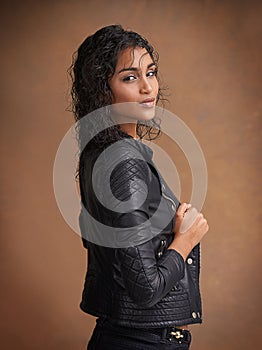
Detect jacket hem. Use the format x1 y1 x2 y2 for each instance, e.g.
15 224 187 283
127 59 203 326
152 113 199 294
80 302 202 328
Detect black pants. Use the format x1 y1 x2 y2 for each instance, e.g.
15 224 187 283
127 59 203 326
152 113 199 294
87 317 192 350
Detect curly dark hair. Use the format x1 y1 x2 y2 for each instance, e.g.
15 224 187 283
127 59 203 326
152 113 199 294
68 25 167 150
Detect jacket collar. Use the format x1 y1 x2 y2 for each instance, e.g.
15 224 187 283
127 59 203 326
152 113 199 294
123 135 154 161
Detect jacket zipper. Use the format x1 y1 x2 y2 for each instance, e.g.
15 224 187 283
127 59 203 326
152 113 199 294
161 184 177 211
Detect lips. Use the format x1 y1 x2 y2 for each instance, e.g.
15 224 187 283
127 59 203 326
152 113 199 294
139 97 156 108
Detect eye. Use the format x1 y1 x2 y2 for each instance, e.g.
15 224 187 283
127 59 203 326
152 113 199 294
122 75 137 82
147 69 158 78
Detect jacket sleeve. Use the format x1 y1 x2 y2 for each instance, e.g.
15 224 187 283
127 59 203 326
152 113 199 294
116 241 185 308
104 151 185 308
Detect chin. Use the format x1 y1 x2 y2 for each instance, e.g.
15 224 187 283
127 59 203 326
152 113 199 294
138 107 156 121
110 102 156 124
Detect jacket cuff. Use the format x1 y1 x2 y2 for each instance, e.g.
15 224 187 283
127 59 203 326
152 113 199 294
159 248 185 282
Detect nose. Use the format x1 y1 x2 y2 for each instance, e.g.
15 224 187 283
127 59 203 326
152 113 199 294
139 77 153 94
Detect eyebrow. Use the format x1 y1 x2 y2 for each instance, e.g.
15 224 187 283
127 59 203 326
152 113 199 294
117 62 156 74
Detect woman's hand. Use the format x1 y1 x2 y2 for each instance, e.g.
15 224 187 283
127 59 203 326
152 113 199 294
169 202 209 261
174 202 192 234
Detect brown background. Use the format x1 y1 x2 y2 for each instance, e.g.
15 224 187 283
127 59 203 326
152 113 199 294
1 0 261 349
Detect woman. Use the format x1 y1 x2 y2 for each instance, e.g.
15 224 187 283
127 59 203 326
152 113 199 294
69 25 209 350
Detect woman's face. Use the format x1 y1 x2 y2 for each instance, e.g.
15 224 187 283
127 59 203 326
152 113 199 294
108 46 159 122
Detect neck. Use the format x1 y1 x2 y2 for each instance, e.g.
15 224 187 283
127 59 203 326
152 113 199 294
119 122 137 140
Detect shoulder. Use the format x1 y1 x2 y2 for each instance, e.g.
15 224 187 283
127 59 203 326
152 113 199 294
88 139 152 209
93 138 153 184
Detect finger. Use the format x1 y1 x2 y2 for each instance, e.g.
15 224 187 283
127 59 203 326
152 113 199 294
176 203 188 216
193 214 204 226
176 203 187 216
180 207 199 233
183 203 193 216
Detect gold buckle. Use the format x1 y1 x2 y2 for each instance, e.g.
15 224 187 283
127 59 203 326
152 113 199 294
170 330 184 339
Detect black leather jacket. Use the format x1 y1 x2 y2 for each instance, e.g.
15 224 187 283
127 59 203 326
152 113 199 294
79 135 202 328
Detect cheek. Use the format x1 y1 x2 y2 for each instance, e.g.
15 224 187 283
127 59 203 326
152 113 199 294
112 86 136 103
153 79 159 93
